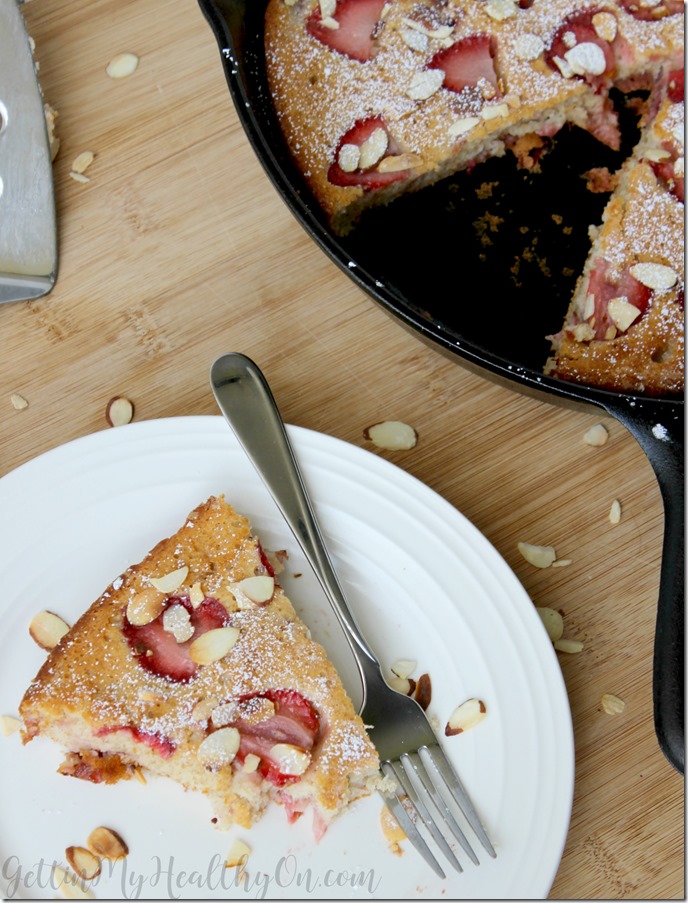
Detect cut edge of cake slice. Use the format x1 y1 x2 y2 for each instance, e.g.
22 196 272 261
544 64 684 395
19 495 390 839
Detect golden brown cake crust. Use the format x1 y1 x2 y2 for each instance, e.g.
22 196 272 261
20 496 382 830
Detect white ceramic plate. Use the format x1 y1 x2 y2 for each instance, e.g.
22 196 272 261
0 416 573 900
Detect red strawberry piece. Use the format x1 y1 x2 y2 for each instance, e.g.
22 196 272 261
95 725 176 758
306 0 387 62
123 595 230 682
545 10 615 84
667 68 684 103
428 35 498 95
258 542 276 577
648 154 684 203
219 689 320 787
619 0 684 20
328 117 411 189
585 260 651 339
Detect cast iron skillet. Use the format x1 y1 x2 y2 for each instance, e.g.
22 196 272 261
198 0 684 773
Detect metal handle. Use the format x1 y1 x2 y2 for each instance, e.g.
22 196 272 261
210 352 385 702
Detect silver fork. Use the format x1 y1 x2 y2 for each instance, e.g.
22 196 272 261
211 352 496 879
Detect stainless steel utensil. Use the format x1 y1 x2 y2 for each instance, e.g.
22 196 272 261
0 0 57 304
211 351 496 879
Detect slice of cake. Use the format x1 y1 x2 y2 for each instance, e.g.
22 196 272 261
545 67 684 394
19 495 385 837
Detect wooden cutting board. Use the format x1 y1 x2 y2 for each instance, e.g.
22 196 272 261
0 0 682 897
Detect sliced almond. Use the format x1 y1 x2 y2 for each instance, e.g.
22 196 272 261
189 626 240 665
517 542 557 568
629 262 678 291
406 68 444 101
52 866 95 900
401 27 428 51
191 696 219 722
71 151 95 174
448 116 481 137
554 638 584 653
513 33 545 61
608 296 642 332
601 693 625 715
106 52 139 79
105 396 134 427
583 423 609 446
189 581 205 607
551 558 572 568
536 607 564 642
484 0 517 20
269 743 311 776
338 143 361 173
414 672 432 710
481 102 510 121
126 588 165 626
232 575 275 604
400 17 454 39
318 0 336 16
377 153 422 173
564 41 606 76
86 826 128 860
358 128 388 169
149 565 189 594
364 420 417 450
0 715 21 736
391 658 416 679
65 847 101 881
10 392 29 410
609 498 622 524
29 610 70 650
592 11 618 41
69 172 90 184
388 675 413 695
162 603 194 643
210 701 239 727
242 753 261 773
198 727 241 769
226 838 252 869
445 697 487 736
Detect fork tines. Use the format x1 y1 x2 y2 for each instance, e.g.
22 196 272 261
380 744 496 880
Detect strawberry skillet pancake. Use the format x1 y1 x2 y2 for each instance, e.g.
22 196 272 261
264 0 684 395
20 496 388 838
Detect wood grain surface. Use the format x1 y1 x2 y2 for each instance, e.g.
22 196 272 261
2 0 683 897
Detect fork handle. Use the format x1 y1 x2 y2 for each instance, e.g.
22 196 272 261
210 352 385 699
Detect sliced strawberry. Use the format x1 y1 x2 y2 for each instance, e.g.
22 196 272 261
619 0 684 20
306 0 386 62
258 542 276 577
123 595 230 682
328 117 410 189
648 155 685 203
585 259 652 339
667 68 684 103
545 11 615 85
217 688 320 787
95 725 176 758
428 35 498 95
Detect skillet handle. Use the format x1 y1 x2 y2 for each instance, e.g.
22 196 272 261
603 400 684 774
